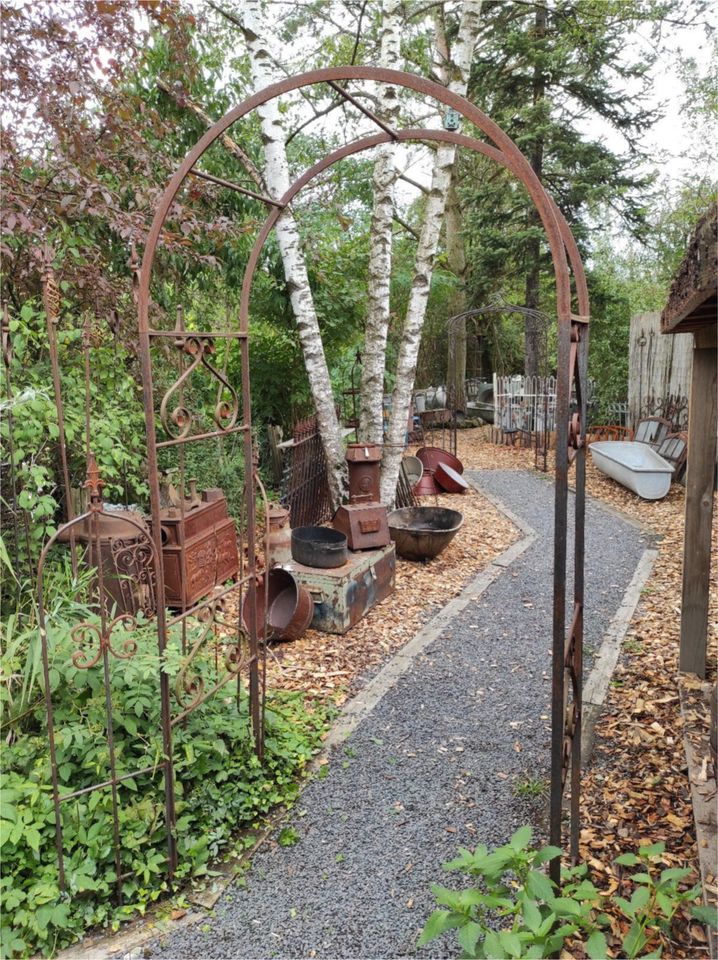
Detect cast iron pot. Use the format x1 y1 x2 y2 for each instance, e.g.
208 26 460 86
387 506 464 561
291 526 348 568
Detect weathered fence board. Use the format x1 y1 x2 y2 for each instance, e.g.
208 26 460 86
628 312 693 428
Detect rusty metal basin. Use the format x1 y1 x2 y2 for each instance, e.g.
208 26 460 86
387 507 464 561
242 568 313 641
435 462 469 494
416 446 464 474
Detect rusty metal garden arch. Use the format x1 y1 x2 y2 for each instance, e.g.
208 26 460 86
137 66 590 883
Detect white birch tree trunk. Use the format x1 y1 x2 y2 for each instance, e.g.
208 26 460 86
358 0 402 445
380 0 483 505
240 0 345 507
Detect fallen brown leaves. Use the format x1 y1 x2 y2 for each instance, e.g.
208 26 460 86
260 480 518 704
457 427 717 959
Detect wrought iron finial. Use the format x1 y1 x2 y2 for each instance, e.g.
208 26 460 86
84 453 105 507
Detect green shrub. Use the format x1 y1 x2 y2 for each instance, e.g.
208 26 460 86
419 827 716 959
1 620 330 957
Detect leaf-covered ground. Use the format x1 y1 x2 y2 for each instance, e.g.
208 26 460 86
233 479 518 704
457 427 717 958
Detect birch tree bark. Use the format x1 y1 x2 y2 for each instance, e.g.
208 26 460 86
380 0 483 504
239 0 345 507
358 0 402 445
445 179 469 414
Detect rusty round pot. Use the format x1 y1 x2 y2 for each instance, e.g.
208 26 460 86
435 462 469 494
242 568 313 641
416 446 464 475
387 506 463 561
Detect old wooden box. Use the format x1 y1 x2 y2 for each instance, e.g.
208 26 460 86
283 543 395 634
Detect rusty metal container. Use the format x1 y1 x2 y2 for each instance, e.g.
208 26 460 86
58 508 156 617
416 446 464 474
266 504 292 567
284 543 395 634
242 568 313 642
435 462 469 494
333 503 390 550
346 442 382 504
413 469 441 497
151 488 238 609
388 507 464 561
291 526 348 568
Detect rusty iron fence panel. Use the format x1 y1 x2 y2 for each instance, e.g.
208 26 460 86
282 414 333 528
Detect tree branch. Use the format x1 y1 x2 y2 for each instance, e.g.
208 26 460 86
393 211 420 239
399 172 429 195
156 78 265 190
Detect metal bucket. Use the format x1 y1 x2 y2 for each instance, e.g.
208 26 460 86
243 568 313 641
291 526 348 568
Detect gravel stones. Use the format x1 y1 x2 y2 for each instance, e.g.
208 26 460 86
149 470 649 960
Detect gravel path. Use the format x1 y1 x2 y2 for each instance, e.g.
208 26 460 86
150 470 650 960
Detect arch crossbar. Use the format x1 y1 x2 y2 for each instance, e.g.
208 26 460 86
138 67 590 882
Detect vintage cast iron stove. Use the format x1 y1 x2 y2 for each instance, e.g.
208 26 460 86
333 443 390 550
151 485 239 609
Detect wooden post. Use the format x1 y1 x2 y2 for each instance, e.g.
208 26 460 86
680 325 717 677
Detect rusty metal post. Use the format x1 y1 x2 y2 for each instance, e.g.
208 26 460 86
135 268 179 878
42 259 78 576
242 335 262 757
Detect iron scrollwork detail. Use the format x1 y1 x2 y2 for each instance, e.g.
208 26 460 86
159 334 239 441
172 591 249 722
71 613 141 670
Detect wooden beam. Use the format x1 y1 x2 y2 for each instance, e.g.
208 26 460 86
662 202 717 334
680 324 717 677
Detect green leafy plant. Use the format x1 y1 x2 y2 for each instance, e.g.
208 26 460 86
1 619 331 958
513 777 547 800
612 844 706 958
419 829 713 959
278 827 300 848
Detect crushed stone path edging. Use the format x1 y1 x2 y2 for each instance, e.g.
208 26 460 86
135 469 651 960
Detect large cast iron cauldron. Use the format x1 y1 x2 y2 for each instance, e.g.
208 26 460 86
291 526 348 568
387 507 463 561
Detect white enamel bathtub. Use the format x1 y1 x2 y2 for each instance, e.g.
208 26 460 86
590 441 674 500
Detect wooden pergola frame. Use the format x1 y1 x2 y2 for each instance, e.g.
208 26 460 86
661 202 717 678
